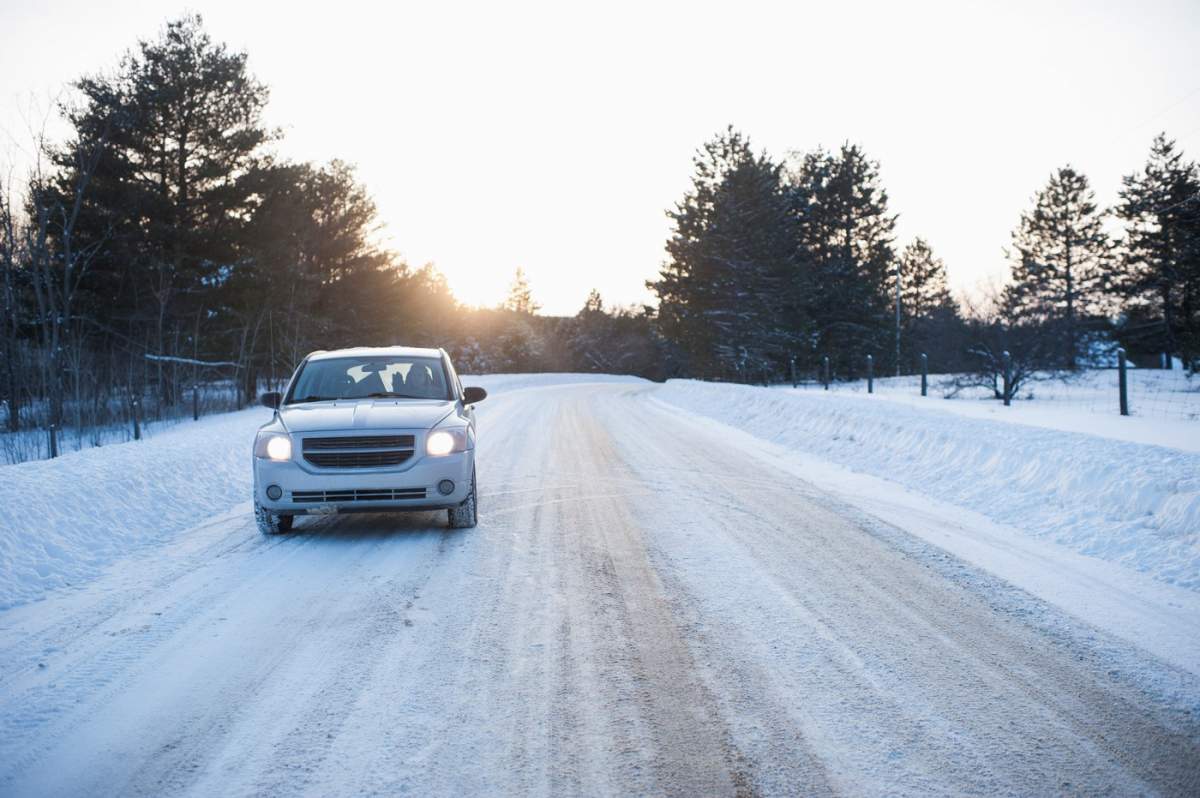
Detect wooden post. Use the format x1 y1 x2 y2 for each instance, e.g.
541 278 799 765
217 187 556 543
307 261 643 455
193 385 200 421
823 356 830 390
132 399 141 441
920 353 928 397
867 354 874 394
1002 351 1011 407
789 356 797 389
48 424 58 459
1117 347 1129 416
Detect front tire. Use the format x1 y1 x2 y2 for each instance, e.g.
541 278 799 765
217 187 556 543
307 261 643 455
448 469 477 529
255 501 294 535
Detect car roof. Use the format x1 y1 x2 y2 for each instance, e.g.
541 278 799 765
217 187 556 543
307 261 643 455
306 346 444 362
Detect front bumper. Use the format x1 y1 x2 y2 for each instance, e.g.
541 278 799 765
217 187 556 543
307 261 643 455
254 449 474 514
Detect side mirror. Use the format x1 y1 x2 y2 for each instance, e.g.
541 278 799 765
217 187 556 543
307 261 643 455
260 392 282 409
462 386 487 404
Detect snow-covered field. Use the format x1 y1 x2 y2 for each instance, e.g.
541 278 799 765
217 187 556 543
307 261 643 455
1 373 1198 795
787 367 1200 423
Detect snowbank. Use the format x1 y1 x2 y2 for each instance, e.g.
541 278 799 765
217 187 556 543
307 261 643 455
654 380 1200 591
0 408 271 610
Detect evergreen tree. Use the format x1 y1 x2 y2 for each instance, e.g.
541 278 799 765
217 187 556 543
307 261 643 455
895 238 954 322
570 289 610 371
1006 166 1109 369
891 237 959 369
47 14 271 399
503 267 540 314
1116 134 1200 368
230 159 394 387
786 143 896 375
650 127 797 378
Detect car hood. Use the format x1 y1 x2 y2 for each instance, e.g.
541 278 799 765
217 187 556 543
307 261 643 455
278 399 456 433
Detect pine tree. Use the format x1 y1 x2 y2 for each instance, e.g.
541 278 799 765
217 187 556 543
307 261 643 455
895 238 954 321
582 288 604 314
891 238 958 369
570 290 609 371
503 267 540 314
786 144 896 375
1116 134 1200 368
649 127 797 379
47 14 271 401
233 160 393 380
1006 166 1109 369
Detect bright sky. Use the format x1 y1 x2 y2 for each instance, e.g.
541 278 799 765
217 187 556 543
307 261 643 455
2 1 1199 315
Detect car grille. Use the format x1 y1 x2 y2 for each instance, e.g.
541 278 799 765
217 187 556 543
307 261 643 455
291 488 428 503
302 435 415 468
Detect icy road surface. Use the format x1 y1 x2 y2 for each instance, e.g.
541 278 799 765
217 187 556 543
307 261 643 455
1 382 1198 796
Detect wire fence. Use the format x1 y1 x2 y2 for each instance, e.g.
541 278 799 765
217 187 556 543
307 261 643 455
0 381 263 465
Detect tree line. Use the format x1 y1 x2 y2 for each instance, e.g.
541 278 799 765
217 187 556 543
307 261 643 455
2 15 1198 442
650 126 1200 386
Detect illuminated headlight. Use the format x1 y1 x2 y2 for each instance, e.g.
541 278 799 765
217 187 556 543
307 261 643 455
426 426 470 457
254 432 292 461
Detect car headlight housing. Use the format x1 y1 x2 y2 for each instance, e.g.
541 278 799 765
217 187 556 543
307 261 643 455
254 431 292 461
426 426 471 457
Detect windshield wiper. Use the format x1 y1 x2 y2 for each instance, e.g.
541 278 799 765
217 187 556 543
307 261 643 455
291 395 337 404
363 392 428 400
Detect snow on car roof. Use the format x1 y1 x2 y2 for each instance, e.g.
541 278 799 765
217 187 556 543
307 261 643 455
306 346 444 362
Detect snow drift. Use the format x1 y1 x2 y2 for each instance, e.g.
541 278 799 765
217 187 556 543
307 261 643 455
0 408 271 610
654 380 1200 591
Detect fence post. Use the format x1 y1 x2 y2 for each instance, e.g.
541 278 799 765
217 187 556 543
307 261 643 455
866 354 874 394
132 399 141 441
920 353 928 397
1117 347 1129 416
193 386 200 421
822 356 830 390
48 424 58 459
789 356 797 389
1001 351 1011 407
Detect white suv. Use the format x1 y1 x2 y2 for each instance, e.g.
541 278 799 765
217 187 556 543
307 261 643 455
252 347 485 534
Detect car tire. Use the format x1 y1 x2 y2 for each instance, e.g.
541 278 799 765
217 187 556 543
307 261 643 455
447 468 477 529
255 501 294 535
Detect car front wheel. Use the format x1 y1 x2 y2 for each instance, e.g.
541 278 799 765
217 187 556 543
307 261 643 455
255 501 294 535
447 469 477 529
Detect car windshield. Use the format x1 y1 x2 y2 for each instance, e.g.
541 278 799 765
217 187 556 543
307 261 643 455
286 356 451 403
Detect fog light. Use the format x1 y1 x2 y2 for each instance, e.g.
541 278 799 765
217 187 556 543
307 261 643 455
437 479 455 496
266 484 283 501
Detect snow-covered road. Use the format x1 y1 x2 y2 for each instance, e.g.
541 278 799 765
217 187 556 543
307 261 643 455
2 382 1198 796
